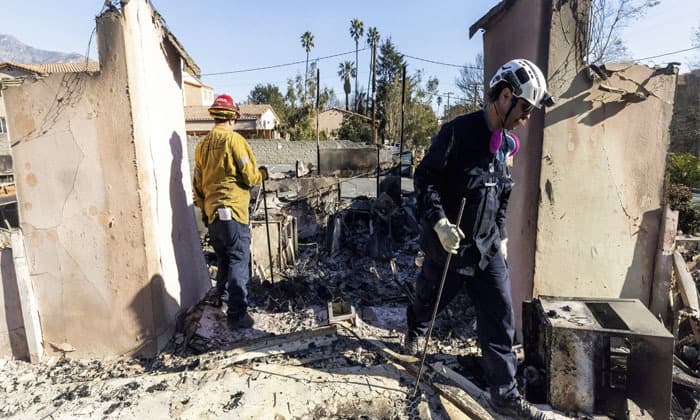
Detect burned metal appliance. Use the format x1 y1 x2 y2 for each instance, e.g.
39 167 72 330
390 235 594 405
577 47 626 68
523 296 673 419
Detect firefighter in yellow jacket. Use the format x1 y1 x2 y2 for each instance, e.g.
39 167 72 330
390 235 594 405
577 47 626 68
193 94 268 330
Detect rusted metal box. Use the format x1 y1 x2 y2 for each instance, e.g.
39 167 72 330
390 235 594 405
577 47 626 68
523 296 673 419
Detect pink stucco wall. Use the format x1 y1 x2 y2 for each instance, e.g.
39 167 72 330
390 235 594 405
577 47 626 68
2 0 208 357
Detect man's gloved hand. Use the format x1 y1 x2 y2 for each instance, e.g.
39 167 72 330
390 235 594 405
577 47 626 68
433 218 465 254
259 166 269 181
501 238 508 260
201 211 209 228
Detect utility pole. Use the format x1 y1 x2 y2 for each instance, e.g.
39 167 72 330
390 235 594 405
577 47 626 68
399 65 406 177
316 68 321 175
371 41 379 197
371 42 378 145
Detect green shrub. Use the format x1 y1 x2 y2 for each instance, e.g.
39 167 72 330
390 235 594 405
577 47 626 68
668 153 700 188
665 183 700 235
680 206 700 235
666 183 693 212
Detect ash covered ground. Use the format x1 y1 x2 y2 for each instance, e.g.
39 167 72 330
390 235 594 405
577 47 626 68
0 192 489 419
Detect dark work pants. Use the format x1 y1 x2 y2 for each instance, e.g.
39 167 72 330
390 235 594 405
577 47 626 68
208 218 251 319
406 250 519 400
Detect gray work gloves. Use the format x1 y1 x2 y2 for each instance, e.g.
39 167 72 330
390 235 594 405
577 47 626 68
501 238 508 260
433 218 465 254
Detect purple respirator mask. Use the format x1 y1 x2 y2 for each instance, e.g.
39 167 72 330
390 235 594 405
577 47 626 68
489 130 520 157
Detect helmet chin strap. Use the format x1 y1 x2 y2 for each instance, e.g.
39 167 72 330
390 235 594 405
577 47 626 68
503 96 519 129
493 95 519 130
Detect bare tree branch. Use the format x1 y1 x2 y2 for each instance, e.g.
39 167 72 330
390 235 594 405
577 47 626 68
455 53 484 106
588 0 660 64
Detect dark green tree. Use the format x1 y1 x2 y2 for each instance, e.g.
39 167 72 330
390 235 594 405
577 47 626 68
377 38 404 85
376 38 406 142
338 114 372 143
247 83 288 121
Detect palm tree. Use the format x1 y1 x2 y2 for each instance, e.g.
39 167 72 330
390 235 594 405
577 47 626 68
300 31 314 102
337 61 356 111
365 27 380 114
349 19 364 111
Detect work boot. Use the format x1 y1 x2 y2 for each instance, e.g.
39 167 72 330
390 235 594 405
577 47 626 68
403 333 424 356
227 312 254 330
491 395 551 420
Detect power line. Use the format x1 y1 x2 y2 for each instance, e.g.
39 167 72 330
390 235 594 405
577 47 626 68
403 54 482 70
201 48 369 77
633 45 700 62
201 48 483 78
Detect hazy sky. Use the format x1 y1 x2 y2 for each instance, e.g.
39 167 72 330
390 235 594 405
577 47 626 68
2 0 699 107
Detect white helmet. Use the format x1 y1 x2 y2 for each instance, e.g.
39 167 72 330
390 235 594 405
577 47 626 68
488 58 554 108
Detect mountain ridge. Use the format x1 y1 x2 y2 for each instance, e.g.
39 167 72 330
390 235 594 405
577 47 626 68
0 34 84 64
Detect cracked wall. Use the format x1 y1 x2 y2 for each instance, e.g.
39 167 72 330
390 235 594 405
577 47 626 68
534 64 676 301
2 0 208 357
480 0 675 332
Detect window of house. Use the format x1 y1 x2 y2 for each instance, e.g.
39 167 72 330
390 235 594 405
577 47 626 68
0 118 6 134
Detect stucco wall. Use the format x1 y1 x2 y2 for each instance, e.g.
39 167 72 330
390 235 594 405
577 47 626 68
183 82 201 107
481 0 549 334
121 0 209 351
535 65 676 301
319 109 344 138
257 110 278 130
0 247 27 359
481 0 674 313
2 1 207 357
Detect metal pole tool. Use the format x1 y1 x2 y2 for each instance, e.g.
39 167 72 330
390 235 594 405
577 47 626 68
412 197 467 397
261 178 275 284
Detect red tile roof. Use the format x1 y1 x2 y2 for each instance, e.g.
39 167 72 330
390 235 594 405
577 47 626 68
0 61 100 74
185 104 277 122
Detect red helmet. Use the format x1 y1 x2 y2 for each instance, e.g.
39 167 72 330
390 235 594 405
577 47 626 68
208 94 240 120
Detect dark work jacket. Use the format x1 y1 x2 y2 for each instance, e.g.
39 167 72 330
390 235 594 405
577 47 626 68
415 110 513 271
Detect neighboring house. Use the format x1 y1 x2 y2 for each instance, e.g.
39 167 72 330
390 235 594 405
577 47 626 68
183 71 214 107
318 107 370 140
0 61 100 183
185 104 281 139
318 108 344 139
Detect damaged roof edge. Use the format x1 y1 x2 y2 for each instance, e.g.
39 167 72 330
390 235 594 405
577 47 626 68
157 13 201 78
99 0 201 78
469 0 516 39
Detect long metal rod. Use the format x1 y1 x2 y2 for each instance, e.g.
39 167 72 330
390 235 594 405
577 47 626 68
376 145 380 198
262 178 275 284
412 197 467 396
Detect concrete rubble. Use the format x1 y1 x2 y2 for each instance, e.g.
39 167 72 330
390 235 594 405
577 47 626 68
0 179 571 419
0 0 696 419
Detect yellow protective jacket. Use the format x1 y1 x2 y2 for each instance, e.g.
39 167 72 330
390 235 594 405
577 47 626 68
193 126 264 225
